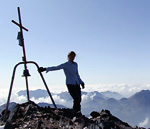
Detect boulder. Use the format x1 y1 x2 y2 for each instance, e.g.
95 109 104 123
0 101 146 129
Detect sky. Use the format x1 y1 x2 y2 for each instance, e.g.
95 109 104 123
0 0 150 95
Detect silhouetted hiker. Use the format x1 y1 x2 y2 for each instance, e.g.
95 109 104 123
39 51 85 114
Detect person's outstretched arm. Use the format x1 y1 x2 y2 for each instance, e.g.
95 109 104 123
46 63 66 73
38 63 66 73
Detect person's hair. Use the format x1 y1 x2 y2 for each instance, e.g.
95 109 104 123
68 51 76 57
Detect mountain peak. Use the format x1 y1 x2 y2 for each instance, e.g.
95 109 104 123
130 90 150 107
130 90 150 99
0 101 144 129
101 90 124 100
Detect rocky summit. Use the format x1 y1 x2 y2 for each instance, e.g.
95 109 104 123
0 101 147 129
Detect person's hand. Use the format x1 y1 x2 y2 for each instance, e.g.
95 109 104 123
38 67 46 72
81 83 85 89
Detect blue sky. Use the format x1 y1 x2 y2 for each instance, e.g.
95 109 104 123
1 0 150 92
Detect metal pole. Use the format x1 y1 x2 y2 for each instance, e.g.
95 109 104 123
17 7 30 101
12 20 28 31
4 61 57 120
5 7 57 120
4 62 23 121
27 61 57 109
38 72 57 109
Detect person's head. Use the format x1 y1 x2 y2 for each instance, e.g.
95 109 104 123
68 51 76 62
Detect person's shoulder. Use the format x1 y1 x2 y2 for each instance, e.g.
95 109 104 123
64 61 70 64
62 61 68 65
62 61 72 66
74 62 78 65
59 62 68 69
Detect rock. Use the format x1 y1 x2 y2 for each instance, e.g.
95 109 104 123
4 121 14 129
90 111 100 118
72 117 77 122
0 110 10 122
89 109 144 129
0 101 147 129
7 104 20 123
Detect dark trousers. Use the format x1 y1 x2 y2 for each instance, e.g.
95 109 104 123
67 84 81 112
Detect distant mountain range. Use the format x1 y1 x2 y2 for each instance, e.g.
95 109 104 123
18 89 124 100
1 89 150 128
82 90 150 128
18 89 54 99
101 91 124 100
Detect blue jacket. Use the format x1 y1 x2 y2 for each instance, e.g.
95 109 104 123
46 61 84 85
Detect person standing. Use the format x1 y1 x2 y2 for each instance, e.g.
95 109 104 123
38 51 85 113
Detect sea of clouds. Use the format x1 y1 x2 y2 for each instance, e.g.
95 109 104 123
1 83 150 106
1 83 150 128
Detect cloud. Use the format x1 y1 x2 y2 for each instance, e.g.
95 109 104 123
0 90 72 108
1 87 150 128
52 95 67 105
30 95 72 108
1 83 150 106
82 93 96 104
85 83 150 97
0 91 26 106
139 117 150 128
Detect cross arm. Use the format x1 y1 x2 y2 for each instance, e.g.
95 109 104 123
12 20 28 32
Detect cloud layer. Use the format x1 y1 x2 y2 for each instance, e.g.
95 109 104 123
1 83 150 105
1 83 150 128
139 117 150 128
85 83 150 97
